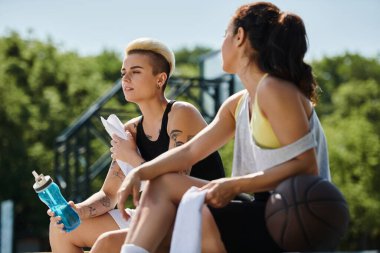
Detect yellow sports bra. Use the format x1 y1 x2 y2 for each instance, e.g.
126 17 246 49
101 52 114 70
235 74 281 149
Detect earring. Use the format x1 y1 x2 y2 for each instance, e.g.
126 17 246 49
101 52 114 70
157 84 161 89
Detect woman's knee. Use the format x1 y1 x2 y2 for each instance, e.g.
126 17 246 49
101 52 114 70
144 173 191 202
91 230 127 253
148 173 177 191
92 232 114 250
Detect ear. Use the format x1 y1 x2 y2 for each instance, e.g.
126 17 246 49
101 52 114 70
157 72 168 87
235 27 246 47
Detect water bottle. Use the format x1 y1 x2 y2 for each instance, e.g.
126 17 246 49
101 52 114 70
32 170 81 232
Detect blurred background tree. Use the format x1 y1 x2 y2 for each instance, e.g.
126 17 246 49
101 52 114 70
314 54 380 249
0 32 379 251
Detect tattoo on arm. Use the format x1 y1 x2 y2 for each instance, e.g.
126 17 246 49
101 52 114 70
110 160 125 181
110 160 117 170
187 135 194 141
112 169 125 181
170 129 184 147
88 206 97 217
99 196 111 208
133 123 137 129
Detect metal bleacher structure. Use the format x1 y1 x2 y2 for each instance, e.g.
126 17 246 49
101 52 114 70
53 50 243 201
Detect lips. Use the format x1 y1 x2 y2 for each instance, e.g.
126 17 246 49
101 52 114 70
123 86 134 91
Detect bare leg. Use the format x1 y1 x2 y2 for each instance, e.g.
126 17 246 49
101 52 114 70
49 212 120 253
124 173 227 253
90 229 128 253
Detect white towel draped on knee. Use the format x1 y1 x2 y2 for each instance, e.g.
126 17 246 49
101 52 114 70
170 187 207 253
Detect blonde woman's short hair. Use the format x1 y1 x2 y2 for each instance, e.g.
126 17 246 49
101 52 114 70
125 38 175 77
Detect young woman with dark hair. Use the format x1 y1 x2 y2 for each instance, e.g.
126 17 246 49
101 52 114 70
116 2 330 253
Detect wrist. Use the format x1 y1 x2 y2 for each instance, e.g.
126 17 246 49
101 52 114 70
230 177 243 195
75 204 87 219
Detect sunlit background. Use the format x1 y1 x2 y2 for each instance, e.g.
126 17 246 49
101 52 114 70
0 0 379 252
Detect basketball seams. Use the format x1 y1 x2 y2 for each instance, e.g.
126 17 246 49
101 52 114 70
306 201 348 234
304 180 348 248
279 190 289 247
266 198 347 214
293 176 313 248
265 175 349 251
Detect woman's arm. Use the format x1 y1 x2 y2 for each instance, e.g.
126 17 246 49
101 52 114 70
117 92 244 214
166 101 209 174
75 160 125 219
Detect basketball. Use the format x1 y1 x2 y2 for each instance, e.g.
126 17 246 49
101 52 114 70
265 174 349 251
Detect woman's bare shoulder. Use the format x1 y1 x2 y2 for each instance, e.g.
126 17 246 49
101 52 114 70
124 116 141 133
171 101 201 114
220 89 246 115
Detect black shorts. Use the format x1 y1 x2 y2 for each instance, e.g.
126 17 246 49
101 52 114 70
208 192 283 253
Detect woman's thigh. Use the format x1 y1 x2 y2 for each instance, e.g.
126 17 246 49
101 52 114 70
50 212 120 248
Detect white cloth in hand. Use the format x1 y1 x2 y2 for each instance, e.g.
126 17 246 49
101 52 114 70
101 114 134 175
101 114 146 191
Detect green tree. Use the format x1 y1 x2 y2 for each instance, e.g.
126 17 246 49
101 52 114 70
313 53 380 116
320 78 380 249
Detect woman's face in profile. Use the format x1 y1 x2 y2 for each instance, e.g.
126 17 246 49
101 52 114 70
221 22 237 74
120 53 159 102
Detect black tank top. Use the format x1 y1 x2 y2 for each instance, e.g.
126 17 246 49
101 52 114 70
136 100 225 181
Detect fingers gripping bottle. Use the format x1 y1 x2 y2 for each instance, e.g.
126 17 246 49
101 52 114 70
32 170 81 232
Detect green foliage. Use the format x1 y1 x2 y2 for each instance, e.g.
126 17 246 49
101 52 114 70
218 139 234 177
317 67 380 248
312 53 380 116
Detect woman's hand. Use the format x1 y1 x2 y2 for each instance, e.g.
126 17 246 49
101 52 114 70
117 170 141 220
47 208 65 232
110 131 137 162
47 201 80 233
202 178 239 208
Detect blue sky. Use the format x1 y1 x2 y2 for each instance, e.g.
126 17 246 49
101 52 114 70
0 0 379 61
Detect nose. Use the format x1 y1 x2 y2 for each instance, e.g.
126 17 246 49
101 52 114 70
122 72 131 83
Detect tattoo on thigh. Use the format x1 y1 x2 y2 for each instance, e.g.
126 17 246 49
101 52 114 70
99 196 111 208
170 129 184 147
